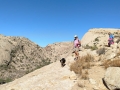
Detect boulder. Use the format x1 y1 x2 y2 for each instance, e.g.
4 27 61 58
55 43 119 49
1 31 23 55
102 48 116 60
103 67 120 90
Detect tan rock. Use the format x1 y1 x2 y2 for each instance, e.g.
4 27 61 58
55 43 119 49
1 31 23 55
104 67 120 90
69 72 77 80
89 78 97 85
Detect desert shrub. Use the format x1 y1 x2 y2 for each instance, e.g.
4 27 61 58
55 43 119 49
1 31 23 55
96 48 105 55
90 45 98 50
0 64 8 70
102 59 120 69
70 60 82 74
95 37 99 42
70 54 94 79
81 73 88 80
84 44 91 49
81 70 89 80
117 50 120 57
84 44 98 50
116 38 120 43
0 78 12 84
82 54 94 62
115 32 118 34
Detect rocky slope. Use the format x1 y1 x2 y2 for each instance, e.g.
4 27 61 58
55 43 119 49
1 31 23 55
81 28 120 47
1 28 120 90
0 34 73 83
0 55 77 90
44 41 73 62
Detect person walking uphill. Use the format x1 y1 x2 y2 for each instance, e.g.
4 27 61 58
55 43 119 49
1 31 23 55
108 32 114 47
73 35 81 60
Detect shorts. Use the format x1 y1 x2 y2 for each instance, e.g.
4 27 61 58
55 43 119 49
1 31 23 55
73 47 79 52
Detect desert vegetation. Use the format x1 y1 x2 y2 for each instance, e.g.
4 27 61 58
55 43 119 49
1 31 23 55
84 44 98 51
0 78 12 84
94 37 99 42
96 48 105 55
70 54 94 80
102 59 120 69
116 38 120 43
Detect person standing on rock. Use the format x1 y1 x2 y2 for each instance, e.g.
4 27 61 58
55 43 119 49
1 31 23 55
73 35 81 60
108 32 114 47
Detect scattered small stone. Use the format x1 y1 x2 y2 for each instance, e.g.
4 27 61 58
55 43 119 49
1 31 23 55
89 78 97 85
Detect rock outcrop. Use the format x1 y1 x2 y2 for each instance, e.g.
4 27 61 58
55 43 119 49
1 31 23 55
0 55 77 90
81 28 120 47
103 67 120 90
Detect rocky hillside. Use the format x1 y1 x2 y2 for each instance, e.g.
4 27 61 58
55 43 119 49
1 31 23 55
0 55 77 90
81 28 120 47
1 28 120 90
45 42 73 62
0 34 73 83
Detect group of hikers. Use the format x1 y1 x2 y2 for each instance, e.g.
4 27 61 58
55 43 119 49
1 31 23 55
73 32 114 60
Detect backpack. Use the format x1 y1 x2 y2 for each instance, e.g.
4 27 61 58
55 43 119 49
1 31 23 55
110 34 114 39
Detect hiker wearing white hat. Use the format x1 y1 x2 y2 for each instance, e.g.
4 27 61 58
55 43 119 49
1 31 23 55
74 35 78 38
73 35 81 60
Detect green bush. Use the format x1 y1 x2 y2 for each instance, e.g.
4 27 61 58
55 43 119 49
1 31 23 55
95 37 99 42
0 78 12 84
0 64 8 70
90 45 98 50
84 44 98 50
84 44 91 49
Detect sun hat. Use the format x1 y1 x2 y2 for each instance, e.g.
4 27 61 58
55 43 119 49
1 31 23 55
74 35 78 37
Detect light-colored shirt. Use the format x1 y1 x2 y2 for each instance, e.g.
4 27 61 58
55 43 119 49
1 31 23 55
74 38 79 47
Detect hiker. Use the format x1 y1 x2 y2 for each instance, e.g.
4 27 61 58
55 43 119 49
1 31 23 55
73 35 81 60
108 32 114 47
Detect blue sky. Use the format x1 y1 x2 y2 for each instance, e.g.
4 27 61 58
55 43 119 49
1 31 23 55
0 0 120 47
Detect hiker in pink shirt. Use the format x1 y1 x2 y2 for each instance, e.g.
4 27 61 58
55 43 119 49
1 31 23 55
73 35 81 60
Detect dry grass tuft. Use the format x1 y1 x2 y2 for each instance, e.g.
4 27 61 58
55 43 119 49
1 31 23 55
81 69 89 80
102 59 120 69
70 60 82 74
81 73 89 80
116 38 120 43
116 50 120 57
70 54 94 79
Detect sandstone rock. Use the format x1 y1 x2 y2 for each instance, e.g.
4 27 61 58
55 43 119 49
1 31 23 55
77 80 85 88
89 78 97 85
111 43 117 49
0 59 77 90
93 86 99 90
102 47 117 60
69 71 77 80
104 67 120 90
